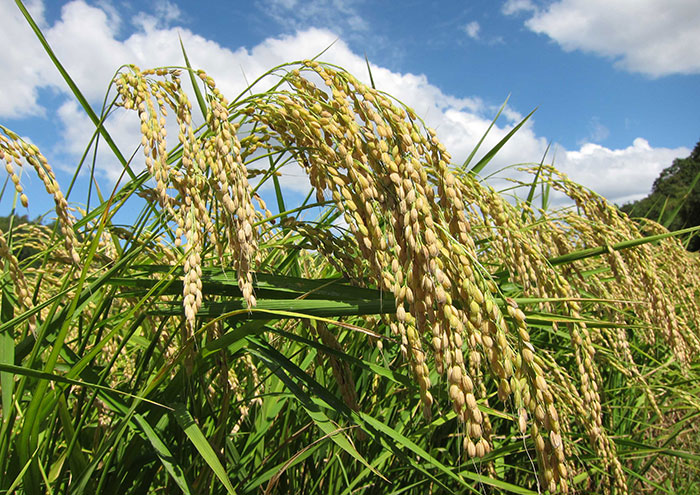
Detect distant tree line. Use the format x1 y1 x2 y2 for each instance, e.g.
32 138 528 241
0 213 34 233
0 213 49 262
620 140 700 251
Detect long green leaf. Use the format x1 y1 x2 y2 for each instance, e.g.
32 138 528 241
547 224 700 266
468 107 537 176
134 413 192 495
249 340 386 482
249 339 484 494
0 362 170 410
172 403 237 495
0 333 13 423
524 141 551 211
461 95 509 171
179 35 208 123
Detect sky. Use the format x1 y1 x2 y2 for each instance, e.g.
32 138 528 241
1 0 699 219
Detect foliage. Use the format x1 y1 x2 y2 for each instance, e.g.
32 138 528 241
620 141 700 250
0 214 31 233
0 215 51 262
1 3 699 494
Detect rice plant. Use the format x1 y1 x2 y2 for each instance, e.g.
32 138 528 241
1 3 699 494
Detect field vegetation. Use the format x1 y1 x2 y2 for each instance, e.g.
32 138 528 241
1 4 699 494
621 141 700 251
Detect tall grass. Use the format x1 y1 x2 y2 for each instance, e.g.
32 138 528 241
1 3 699 493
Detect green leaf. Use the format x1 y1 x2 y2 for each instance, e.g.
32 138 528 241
524 141 551 212
134 413 192 494
249 340 387 482
0 332 13 424
56 395 89 477
271 157 287 214
364 54 376 89
468 107 536 176
172 403 237 495
461 95 510 171
270 327 409 387
358 413 478 493
457 469 539 495
180 35 208 123
547 224 700 266
0 362 170 410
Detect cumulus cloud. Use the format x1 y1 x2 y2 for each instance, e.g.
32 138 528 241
557 138 690 205
0 0 53 118
505 0 700 77
55 99 150 183
1 0 688 207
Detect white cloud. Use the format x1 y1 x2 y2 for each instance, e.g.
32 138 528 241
0 0 53 118
463 21 481 40
2 0 688 209
556 138 690 205
55 99 148 183
46 1 131 99
514 0 700 77
502 0 536 15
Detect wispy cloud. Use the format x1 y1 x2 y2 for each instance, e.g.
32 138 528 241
142 0 183 29
256 0 368 36
252 0 406 68
581 117 610 144
501 0 536 15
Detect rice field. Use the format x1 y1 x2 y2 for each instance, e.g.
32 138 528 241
1 5 699 494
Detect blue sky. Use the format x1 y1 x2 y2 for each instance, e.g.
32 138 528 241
2 0 699 218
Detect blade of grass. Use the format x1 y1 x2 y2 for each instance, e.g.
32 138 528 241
249 340 387 482
364 54 376 89
0 362 171 410
248 339 490 493
56 394 88 477
271 155 287 214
